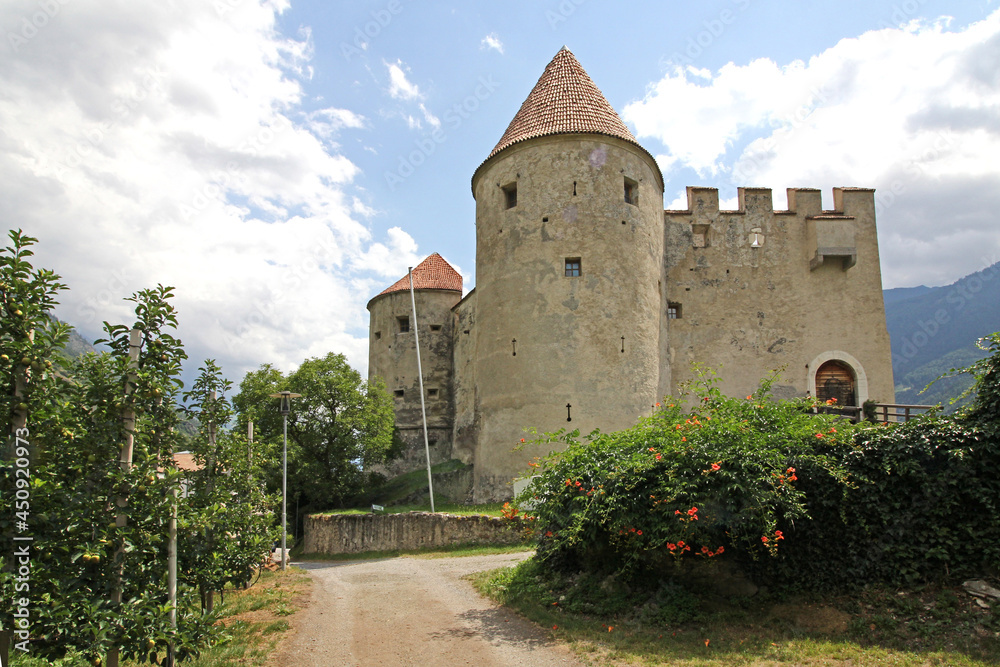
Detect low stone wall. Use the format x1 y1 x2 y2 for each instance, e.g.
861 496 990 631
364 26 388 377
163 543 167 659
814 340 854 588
303 512 527 555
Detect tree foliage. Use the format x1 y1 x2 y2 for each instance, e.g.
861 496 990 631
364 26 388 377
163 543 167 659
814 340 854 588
233 353 396 514
0 231 275 664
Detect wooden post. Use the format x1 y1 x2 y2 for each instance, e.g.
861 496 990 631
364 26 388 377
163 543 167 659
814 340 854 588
166 485 177 667
107 329 140 667
247 420 253 468
204 391 217 614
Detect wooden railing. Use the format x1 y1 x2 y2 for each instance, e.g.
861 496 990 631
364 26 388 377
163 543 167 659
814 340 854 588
817 403 935 423
869 403 936 423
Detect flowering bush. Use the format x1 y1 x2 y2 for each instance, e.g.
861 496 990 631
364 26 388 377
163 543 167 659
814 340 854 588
518 335 1000 591
516 368 855 576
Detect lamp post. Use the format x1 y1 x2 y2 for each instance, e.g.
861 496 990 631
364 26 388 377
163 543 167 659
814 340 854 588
270 390 301 570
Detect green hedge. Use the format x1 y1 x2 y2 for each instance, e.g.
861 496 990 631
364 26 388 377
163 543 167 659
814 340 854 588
517 334 1000 591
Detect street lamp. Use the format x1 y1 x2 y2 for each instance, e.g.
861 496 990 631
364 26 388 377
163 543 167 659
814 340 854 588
270 390 301 570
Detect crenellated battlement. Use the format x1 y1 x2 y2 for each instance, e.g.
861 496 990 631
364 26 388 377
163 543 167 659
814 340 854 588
665 186 876 217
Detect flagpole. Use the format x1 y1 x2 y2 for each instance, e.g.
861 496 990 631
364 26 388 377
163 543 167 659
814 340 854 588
408 268 435 513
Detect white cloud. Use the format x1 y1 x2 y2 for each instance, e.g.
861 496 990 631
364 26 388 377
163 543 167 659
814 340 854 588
481 33 504 54
419 102 441 129
385 59 422 100
306 107 366 139
624 10 1000 287
0 0 421 383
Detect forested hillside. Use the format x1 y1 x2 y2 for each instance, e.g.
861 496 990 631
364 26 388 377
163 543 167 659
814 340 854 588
885 262 1000 409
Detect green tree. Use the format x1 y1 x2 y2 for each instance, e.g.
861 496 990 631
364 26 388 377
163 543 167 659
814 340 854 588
233 353 396 515
180 360 277 613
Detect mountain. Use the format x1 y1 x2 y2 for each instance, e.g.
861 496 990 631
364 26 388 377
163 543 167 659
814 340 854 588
60 322 99 359
885 262 1000 409
882 285 933 305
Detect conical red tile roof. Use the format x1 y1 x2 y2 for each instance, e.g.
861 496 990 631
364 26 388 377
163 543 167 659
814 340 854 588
377 253 462 297
487 46 641 158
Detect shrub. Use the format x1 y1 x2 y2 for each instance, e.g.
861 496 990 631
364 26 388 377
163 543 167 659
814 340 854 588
516 369 857 579
517 335 1000 592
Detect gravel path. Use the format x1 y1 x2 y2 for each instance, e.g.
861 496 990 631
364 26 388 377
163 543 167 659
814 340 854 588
273 551 584 666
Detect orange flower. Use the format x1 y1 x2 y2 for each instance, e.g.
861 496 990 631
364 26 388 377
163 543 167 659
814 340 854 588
746 395 752 400
655 454 662 460
637 530 642 535
681 437 687 442
829 427 836 434
761 536 769 543
815 433 824 438
705 639 710 647
711 463 721 471
520 438 525 443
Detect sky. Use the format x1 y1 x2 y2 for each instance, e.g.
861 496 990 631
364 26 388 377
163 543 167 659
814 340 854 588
2 0 998 388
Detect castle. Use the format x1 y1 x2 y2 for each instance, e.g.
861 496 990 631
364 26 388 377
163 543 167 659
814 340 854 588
367 47 895 502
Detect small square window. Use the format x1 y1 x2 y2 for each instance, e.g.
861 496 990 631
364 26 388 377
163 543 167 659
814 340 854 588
374 330 382 340
668 302 682 320
397 316 410 332
429 324 442 332
502 182 517 209
565 258 581 277
427 388 439 397
394 389 404 398
624 178 638 206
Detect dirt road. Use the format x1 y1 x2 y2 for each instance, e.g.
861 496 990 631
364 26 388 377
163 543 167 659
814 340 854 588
274 552 584 666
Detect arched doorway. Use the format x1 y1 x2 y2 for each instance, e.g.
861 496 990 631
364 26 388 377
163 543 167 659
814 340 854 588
815 360 857 406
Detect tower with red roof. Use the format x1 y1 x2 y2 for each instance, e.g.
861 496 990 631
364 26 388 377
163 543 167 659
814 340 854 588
368 47 895 503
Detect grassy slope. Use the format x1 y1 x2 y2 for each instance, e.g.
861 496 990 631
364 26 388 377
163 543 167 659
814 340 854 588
473 559 1000 666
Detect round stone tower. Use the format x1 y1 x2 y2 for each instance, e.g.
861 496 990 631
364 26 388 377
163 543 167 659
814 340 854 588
469 47 666 500
366 253 463 477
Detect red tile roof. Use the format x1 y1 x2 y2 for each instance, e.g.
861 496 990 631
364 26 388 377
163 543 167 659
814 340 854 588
487 46 641 159
377 253 462 297
172 451 201 472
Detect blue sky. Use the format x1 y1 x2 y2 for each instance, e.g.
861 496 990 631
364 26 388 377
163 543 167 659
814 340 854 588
2 0 998 385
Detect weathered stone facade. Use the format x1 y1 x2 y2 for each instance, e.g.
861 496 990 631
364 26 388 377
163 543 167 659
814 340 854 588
367 48 895 502
303 512 528 555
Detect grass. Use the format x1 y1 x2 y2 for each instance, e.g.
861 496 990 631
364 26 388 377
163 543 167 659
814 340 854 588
472 557 1000 666
296 541 533 562
186 567 311 666
314 501 506 517
350 458 473 507
9 567 311 667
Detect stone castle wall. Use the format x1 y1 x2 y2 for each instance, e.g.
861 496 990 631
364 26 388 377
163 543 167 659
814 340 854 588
368 288 460 478
302 511 528 555
466 134 667 501
663 186 895 405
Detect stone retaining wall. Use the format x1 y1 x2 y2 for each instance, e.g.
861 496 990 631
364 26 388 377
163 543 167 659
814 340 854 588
303 512 527 555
